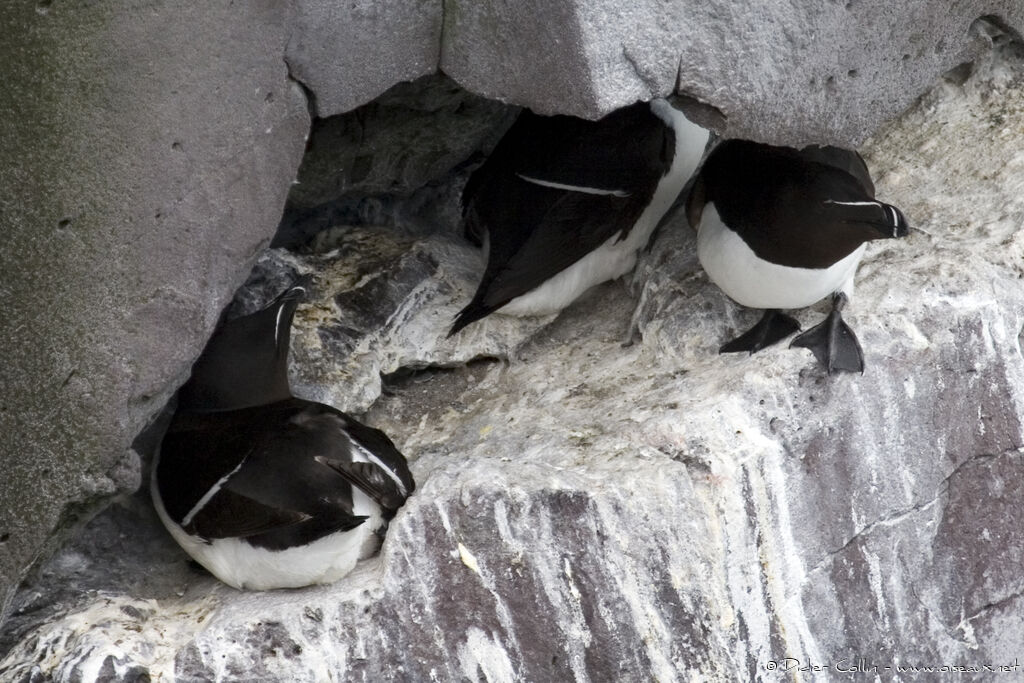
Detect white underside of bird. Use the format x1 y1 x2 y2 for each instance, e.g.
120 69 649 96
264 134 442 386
696 203 865 310
151 448 385 591
496 99 709 317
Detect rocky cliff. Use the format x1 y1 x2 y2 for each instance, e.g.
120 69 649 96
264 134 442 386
2 2 1024 680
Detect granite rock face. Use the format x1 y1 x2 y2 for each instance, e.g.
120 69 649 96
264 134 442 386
286 0 442 118
5 0 1024 634
279 0 1024 147
0 2 309 621
440 1 1024 146
3 40 1024 681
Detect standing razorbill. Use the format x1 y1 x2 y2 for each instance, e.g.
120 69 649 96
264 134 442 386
152 287 415 590
686 140 909 373
449 98 709 335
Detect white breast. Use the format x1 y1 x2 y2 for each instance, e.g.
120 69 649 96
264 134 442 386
498 100 709 317
696 203 865 310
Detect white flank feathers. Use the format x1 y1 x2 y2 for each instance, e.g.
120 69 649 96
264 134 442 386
697 203 865 310
151 445 385 591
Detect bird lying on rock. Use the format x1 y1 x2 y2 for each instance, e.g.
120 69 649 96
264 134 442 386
449 98 709 336
152 286 415 590
686 140 909 373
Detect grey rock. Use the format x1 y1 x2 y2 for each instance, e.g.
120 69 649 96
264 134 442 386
286 0 442 118
0 1 309 622
3 41 1024 681
631 38 1024 668
442 1 1024 146
280 1 1024 148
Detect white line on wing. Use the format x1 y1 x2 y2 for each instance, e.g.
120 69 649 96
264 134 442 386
182 453 251 528
824 200 881 207
517 173 631 197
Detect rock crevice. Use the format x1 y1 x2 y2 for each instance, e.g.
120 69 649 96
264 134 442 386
3 4 1024 681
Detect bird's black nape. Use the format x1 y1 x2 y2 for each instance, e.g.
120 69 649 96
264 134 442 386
177 286 305 412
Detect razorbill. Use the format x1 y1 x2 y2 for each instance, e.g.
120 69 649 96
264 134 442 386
152 287 415 590
449 98 709 335
686 140 909 373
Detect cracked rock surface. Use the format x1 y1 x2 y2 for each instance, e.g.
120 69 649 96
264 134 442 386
5 0 1024 639
283 0 1024 144
286 0 442 118
3 40 1024 681
442 1 1024 145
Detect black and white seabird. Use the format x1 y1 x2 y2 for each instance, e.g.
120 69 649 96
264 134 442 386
686 140 909 373
152 287 415 590
449 98 709 335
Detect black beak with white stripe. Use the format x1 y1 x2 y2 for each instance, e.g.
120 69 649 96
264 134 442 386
152 287 416 590
449 98 709 336
686 140 909 374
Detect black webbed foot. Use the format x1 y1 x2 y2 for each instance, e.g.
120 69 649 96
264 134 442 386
719 309 801 355
790 293 864 374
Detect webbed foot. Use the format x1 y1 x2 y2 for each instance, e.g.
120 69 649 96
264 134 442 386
790 293 864 374
719 309 801 355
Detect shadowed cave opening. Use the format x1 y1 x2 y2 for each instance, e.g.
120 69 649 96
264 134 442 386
271 73 519 251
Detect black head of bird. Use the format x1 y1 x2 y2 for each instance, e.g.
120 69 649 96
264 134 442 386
176 287 304 412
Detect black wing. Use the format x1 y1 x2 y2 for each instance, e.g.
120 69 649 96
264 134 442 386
317 460 408 515
337 413 416 499
455 180 650 332
462 103 672 216
454 102 674 333
156 399 412 551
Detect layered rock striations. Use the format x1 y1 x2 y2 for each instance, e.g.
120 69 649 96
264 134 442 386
5 0 1024 628
3 38 1024 682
